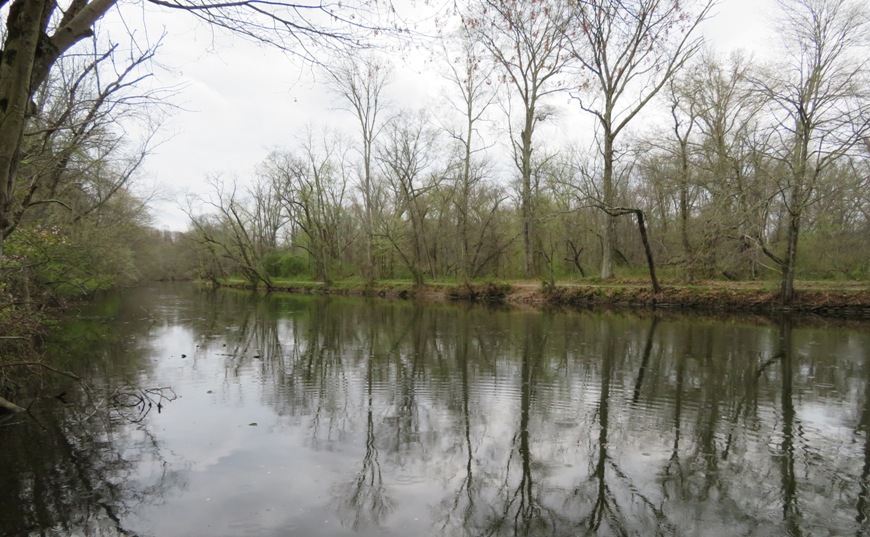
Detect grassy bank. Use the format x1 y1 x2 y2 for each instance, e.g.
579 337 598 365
214 277 870 318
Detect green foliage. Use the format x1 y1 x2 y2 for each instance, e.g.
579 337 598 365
263 251 311 278
6 224 123 298
794 227 869 281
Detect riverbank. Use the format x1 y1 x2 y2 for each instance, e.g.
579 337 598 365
218 278 870 319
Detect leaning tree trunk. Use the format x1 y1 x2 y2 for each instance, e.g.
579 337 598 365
600 207 662 294
0 1 48 264
634 209 662 294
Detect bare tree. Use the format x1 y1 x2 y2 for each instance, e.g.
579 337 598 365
264 130 353 284
438 30 498 282
376 111 442 286
324 53 392 282
641 51 767 280
20 37 172 230
677 52 769 279
465 0 576 278
185 175 281 288
0 33 173 308
569 0 713 279
755 0 870 303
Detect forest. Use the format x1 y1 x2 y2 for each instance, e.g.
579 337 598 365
0 0 868 336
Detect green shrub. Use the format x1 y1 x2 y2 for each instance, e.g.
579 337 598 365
263 252 310 278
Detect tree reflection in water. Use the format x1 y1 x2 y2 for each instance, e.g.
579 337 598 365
334 353 393 530
778 317 803 536
438 307 480 533
483 315 553 536
857 338 870 534
5 286 870 536
0 292 182 537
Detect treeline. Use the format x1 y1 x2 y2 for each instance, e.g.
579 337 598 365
186 0 870 301
1 0 869 323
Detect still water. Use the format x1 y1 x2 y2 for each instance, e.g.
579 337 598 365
2 283 870 536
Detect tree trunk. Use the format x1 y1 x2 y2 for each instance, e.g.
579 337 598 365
521 114 535 279
362 156 376 282
678 142 693 280
600 130 615 279
635 209 662 294
0 0 50 264
461 112 473 283
780 212 800 305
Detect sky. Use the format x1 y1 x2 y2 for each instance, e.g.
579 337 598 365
105 0 779 231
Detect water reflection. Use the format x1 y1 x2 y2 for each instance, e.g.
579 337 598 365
0 287 183 536
334 306 393 531
857 345 870 534
1 284 869 536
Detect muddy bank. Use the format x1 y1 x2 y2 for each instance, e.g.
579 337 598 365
220 280 870 319
538 284 870 318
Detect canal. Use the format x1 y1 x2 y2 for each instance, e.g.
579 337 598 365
1 283 868 536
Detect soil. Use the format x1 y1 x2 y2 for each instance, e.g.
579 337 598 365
230 279 870 319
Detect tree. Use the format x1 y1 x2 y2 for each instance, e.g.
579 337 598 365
0 31 173 309
11 37 166 239
569 0 713 279
662 75 700 276
638 51 768 280
324 53 392 282
756 0 870 303
438 30 498 282
264 130 353 284
376 112 442 286
465 0 576 278
185 175 283 288
461 179 513 278
678 52 768 279
0 0 386 267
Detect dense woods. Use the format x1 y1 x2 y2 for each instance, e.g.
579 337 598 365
0 0 868 331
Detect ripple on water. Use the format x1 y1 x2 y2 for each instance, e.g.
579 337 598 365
391 472 427 486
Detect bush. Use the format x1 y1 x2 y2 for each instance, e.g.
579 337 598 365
263 252 310 278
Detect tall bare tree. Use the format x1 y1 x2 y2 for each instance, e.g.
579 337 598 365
324 54 392 281
756 0 870 303
439 30 498 282
465 0 575 278
376 112 441 286
569 0 713 279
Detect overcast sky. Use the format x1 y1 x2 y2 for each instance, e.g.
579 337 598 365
109 0 778 231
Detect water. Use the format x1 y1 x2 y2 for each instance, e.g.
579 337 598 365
2 283 869 536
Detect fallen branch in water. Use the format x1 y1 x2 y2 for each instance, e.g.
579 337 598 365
1 361 81 421
110 385 178 423
0 394 25 415
1 361 176 425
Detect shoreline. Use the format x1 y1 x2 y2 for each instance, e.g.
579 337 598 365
215 279 870 319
